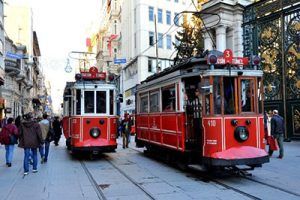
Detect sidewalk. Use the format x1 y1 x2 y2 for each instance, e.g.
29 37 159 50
0 138 299 199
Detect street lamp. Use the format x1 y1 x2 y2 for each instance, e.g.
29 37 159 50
65 58 72 73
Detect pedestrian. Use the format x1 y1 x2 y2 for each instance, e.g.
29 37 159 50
1 117 19 167
18 112 43 175
117 117 123 138
269 110 285 159
39 113 50 163
52 116 62 146
15 115 22 129
122 112 130 148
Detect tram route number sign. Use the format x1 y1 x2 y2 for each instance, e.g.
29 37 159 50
211 49 249 66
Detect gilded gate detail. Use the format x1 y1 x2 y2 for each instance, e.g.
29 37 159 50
243 0 300 139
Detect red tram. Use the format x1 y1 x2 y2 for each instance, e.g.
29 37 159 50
62 67 118 154
135 49 269 170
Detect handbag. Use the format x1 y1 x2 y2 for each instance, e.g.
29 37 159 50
268 136 279 151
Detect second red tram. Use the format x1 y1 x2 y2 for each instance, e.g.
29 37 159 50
135 50 269 169
62 67 118 154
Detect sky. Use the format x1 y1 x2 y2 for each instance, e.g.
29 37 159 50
9 0 101 114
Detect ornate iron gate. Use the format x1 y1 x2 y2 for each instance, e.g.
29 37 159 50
243 0 300 139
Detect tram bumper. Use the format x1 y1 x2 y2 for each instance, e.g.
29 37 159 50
72 139 117 153
203 146 269 167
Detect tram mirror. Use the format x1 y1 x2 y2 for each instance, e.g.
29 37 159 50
201 85 213 94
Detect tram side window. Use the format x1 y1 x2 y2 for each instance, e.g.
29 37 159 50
76 89 81 115
223 77 236 114
241 79 254 112
150 92 160 112
140 95 148 113
110 90 114 115
162 86 176 112
213 77 222 115
96 91 107 114
84 91 94 113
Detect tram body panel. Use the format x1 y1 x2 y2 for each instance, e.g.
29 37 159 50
224 117 258 149
62 117 70 139
148 114 162 144
136 112 186 151
202 117 223 157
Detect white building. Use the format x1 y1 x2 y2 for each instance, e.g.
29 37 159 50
120 0 196 115
201 0 252 56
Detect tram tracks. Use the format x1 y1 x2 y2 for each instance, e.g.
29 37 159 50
129 146 299 199
242 176 300 198
80 158 156 200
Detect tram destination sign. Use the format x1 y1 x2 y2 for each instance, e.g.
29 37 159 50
216 57 249 65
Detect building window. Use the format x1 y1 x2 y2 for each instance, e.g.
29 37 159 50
114 20 117 34
114 48 117 58
134 8 136 24
149 6 154 21
158 8 163 23
149 31 154 46
167 35 172 49
158 33 163 48
148 59 153 72
174 12 179 25
166 11 171 25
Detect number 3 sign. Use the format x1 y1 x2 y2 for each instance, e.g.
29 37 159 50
224 49 233 64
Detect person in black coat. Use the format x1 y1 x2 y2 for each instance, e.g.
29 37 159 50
269 110 285 158
52 116 62 146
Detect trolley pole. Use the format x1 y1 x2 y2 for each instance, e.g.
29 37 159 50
154 14 160 73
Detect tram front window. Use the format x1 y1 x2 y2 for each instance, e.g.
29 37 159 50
241 79 254 112
84 91 94 113
96 91 106 113
223 77 236 114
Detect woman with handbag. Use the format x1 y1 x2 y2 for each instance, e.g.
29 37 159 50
2 117 19 167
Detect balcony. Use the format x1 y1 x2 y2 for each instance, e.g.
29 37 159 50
5 58 20 76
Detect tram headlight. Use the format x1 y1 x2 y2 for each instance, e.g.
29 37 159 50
234 126 249 142
90 127 101 138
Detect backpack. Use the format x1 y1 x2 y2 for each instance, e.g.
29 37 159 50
0 127 10 145
46 126 55 142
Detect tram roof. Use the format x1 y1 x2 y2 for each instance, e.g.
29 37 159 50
64 80 116 90
141 56 263 84
142 57 207 83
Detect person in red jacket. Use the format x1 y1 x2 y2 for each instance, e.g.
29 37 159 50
2 117 19 167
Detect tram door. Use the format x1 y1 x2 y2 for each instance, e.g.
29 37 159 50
184 77 202 151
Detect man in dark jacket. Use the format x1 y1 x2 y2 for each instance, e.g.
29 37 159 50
52 116 62 146
18 112 43 175
269 110 285 158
